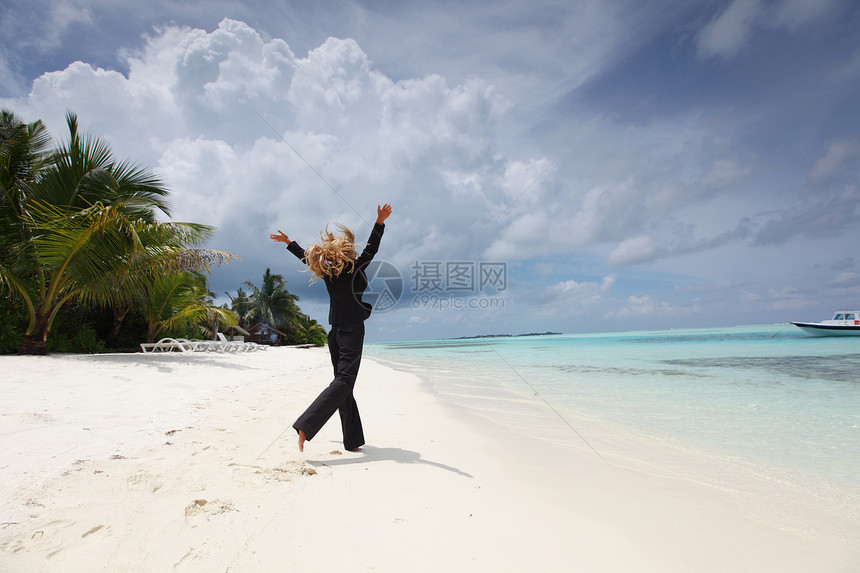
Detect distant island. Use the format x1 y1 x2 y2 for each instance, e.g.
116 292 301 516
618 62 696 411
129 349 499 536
451 331 562 340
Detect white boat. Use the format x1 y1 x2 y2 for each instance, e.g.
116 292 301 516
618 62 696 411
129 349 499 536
792 310 860 336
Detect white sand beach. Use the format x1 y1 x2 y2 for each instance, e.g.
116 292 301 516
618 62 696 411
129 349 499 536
1 348 858 572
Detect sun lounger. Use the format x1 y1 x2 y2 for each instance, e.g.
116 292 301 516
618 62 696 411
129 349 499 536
216 332 269 351
141 335 269 353
140 338 198 353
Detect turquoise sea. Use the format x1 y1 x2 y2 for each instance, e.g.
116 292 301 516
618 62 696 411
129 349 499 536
366 324 860 524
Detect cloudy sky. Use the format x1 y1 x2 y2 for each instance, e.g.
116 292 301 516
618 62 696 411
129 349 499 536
2 0 859 341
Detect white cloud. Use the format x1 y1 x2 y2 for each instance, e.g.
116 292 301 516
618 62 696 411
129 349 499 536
601 275 617 292
834 272 860 284
3 19 528 253
407 315 428 326
739 290 763 304
500 158 553 203
697 0 764 60
550 275 615 297
482 210 553 260
6 13 834 284
609 235 662 266
772 0 840 30
529 275 617 318
2 6 858 338
812 140 860 181
697 0 847 61
606 294 678 318
27 62 142 124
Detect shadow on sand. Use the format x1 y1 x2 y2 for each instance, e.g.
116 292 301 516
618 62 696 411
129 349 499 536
67 352 266 374
309 445 472 478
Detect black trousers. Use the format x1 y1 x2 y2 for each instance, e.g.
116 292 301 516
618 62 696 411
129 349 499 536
293 322 365 450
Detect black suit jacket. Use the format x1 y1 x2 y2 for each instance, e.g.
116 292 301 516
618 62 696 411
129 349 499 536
287 223 385 325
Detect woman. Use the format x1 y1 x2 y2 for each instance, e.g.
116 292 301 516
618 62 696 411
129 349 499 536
269 204 392 452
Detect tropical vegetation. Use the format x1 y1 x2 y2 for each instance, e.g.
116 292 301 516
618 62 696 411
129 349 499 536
0 109 324 354
226 268 327 346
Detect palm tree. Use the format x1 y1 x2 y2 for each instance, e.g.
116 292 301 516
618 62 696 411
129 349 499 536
84 223 238 342
196 282 236 341
0 110 237 353
292 314 327 346
3 199 234 353
0 110 52 246
242 268 301 333
1 111 51 326
137 271 237 343
0 111 50 351
226 286 254 327
33 112 169 220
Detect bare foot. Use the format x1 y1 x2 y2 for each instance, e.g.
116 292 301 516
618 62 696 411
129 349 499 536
347 447 361 452
298 430 307 452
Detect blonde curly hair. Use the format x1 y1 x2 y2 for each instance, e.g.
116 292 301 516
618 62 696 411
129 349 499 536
304 224 363 280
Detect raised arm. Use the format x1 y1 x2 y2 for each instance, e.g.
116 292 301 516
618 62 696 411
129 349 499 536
355 204 392 268
269 230 291 244
376 204 392 225
271 229 307 263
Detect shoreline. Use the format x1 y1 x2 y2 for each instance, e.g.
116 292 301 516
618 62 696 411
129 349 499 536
1 349 858 571
371 351 860 548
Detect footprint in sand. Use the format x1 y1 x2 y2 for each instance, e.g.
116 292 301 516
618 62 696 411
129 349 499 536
183 499 236 527
228 463 263 486
228 461 318 485
260 462 318 482
126 472 164 494
80 524 112 542
174 547 203 569
1 519 76 558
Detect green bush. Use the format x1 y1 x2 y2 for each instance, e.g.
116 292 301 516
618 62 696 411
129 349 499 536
45 302 107 354
0 299 26 354
308 331 327 346
48 324 106 354
103 310 148 351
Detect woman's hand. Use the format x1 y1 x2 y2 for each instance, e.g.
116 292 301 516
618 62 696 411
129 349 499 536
376 203 392 225
269 230 291 244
